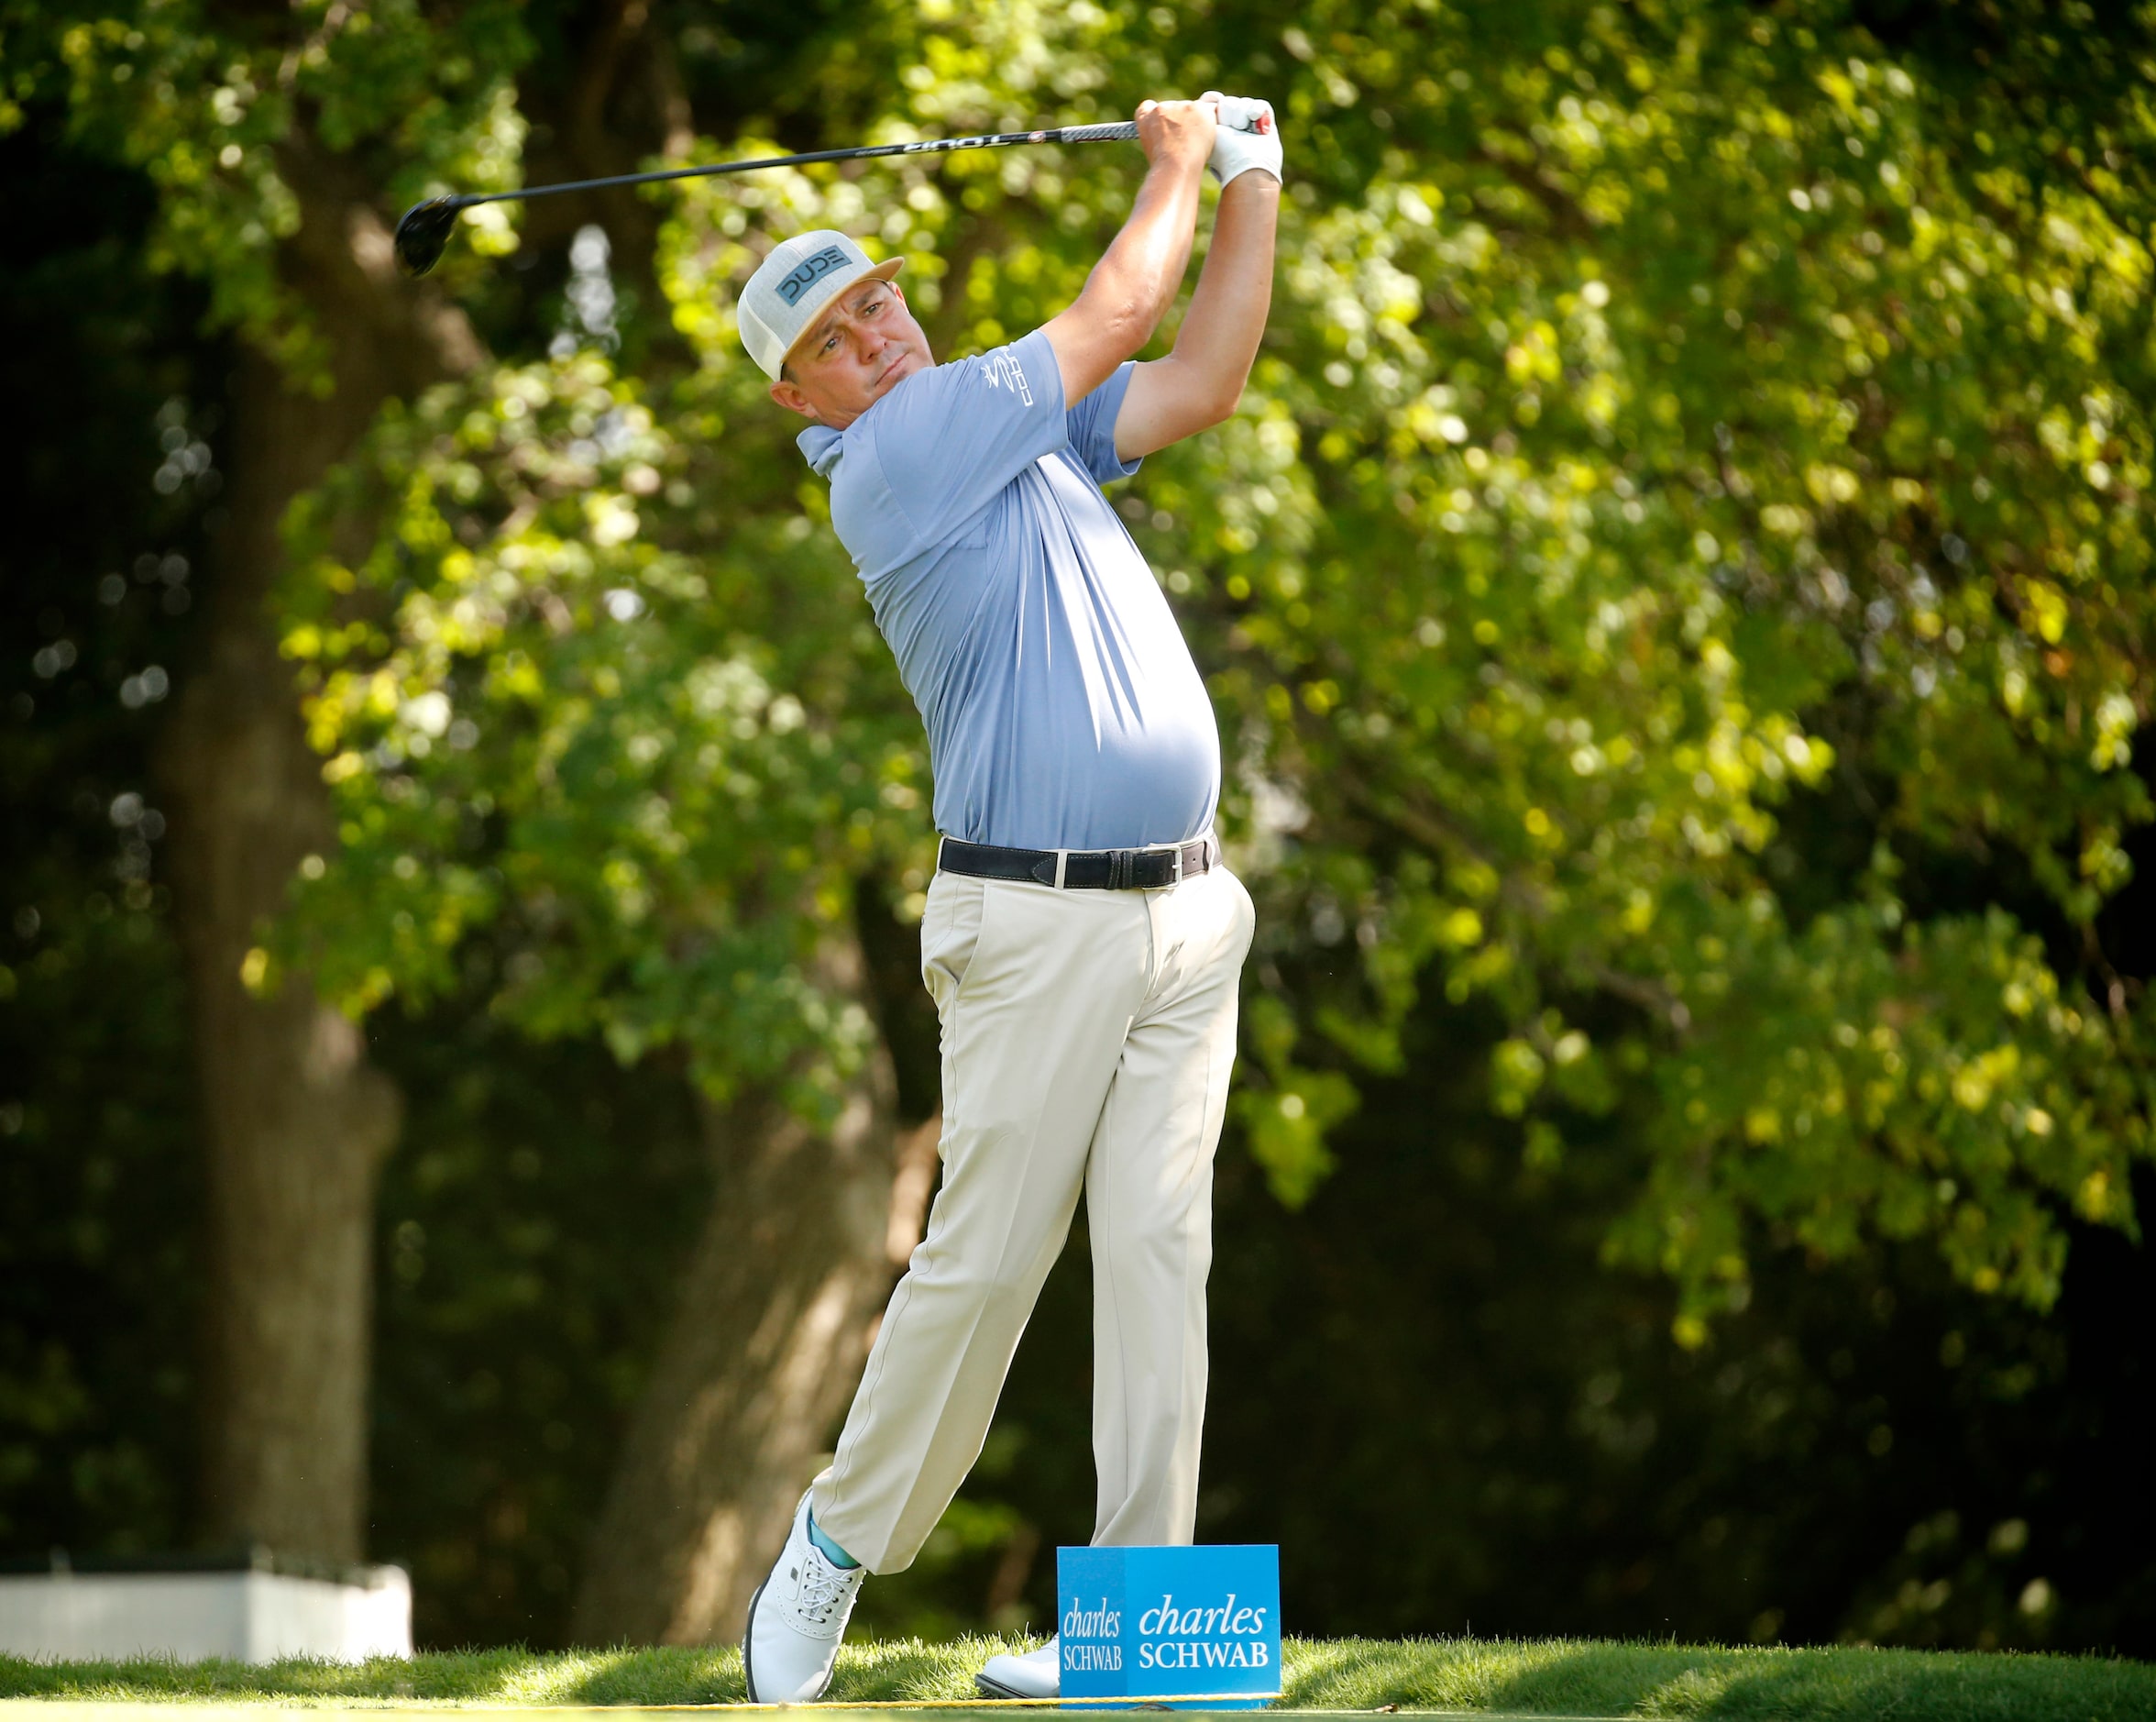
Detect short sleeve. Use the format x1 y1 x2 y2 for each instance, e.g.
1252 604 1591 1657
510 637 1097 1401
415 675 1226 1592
862 328 1068 547
1066 360 1144 486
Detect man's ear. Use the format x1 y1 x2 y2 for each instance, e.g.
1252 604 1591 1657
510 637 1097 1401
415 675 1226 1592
769 379 820 422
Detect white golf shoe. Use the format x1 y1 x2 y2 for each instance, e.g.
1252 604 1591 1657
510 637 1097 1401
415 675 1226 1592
742 1491 866 1703
975 1636 1061 1699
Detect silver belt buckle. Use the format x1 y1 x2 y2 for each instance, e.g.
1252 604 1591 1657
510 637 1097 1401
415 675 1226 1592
1169 844 1184 886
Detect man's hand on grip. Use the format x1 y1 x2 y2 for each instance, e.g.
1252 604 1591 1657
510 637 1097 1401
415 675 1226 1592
1204 94 1282 188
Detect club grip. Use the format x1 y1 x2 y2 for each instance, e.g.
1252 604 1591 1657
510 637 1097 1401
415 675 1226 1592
1056 122 1142 143
1060 104 1270 143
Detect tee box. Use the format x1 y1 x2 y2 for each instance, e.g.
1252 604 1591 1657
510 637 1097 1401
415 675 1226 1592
1055 1544 1282 1709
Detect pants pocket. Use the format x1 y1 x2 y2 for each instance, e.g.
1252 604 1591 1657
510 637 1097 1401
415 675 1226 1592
919 870 987 1020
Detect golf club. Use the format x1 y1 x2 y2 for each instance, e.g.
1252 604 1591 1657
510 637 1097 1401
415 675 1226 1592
395 121 1152 277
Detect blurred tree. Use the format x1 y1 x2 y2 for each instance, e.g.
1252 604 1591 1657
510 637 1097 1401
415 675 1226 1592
362 995 715 1647
0 98 214 1559
3 0 538 1561
277 0 2154 1635
2 0 867 1572
6 0 942 1621
1140 0 2156 1334
1194 992 2156 1656
11 0 2152 1647
275 333 943 1635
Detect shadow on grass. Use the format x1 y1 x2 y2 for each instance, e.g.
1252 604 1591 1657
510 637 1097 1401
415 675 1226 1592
0 1637 1033 1706
1490 1639 2156 1719
1281 1636 2156 1720
543 1637 1033 1704
4 1636 2152 1717
0 1649 563 1702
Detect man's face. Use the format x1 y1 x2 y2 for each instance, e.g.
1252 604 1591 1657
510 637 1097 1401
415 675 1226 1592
768 277 933 430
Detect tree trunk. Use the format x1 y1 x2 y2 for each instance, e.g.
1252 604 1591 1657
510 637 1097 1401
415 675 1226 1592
570 921 940 1644
159 145 479 1563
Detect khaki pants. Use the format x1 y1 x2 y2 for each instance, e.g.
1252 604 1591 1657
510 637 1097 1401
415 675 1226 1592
812 856 1256 1573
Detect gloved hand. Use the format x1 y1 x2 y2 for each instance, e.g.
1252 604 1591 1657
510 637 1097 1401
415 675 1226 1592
1205 94 1282 188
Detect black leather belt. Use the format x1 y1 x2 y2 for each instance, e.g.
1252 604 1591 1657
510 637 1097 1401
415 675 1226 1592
938 835 1216 890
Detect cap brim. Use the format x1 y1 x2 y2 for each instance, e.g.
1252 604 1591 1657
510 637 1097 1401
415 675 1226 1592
776 256 906 376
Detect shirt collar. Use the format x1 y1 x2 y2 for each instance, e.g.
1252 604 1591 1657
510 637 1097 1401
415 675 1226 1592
798 424 843 478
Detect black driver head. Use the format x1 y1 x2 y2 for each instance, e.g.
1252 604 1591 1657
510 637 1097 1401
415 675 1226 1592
393 197 463 276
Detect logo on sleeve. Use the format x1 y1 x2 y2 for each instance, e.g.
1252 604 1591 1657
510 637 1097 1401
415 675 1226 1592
776 245 853 305
982 350 1034 407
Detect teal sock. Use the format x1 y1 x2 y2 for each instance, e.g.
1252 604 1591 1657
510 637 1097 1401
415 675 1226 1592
808 1508 859 1570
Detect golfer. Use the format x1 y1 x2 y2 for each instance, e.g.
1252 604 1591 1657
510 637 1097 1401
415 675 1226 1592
736 93 1282 1704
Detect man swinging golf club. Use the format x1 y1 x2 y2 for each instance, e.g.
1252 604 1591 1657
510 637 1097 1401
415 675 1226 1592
737 93 1282 1704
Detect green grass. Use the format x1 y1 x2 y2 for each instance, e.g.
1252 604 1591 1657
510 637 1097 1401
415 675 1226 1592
0 1637 2150 1719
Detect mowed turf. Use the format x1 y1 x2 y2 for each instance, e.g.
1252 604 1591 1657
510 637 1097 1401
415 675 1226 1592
1 1638 2151 1719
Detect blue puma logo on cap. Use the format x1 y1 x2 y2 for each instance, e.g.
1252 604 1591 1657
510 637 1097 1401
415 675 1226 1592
776 245 853 305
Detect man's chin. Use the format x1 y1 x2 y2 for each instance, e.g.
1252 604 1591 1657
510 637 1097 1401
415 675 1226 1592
875 353 925 394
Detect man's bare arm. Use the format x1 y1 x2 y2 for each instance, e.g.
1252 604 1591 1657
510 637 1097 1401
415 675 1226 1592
1040 100 1216 407
1112 170 1280 460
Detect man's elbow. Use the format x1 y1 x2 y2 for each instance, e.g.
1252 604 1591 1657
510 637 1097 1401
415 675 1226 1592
1191 379 1245 429
1087 287 1170 363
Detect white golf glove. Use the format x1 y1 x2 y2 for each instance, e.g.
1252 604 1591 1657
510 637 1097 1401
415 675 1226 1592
1208 94 1282 188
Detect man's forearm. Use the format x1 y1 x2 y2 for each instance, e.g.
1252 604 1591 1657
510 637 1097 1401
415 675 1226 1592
1045 98 1216 408
1079 153 1209 352
1164 172 1280 410
1106 169 1282 458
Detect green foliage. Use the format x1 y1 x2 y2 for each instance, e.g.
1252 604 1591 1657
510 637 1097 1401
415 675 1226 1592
263 0 2156 1337
34 0 2152 1341
17 0 2156 1656
8 0 532 374
1187 991 2156 1653
278 343 929 1109
1188 0 2156 1334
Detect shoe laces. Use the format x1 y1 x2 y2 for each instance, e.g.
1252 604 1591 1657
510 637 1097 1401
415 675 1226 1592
792 1551 863 1631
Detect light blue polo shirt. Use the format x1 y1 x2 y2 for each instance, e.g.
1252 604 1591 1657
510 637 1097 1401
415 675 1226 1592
798 329 1220 852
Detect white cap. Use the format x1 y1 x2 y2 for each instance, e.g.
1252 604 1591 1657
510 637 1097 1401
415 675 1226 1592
738 230 905 381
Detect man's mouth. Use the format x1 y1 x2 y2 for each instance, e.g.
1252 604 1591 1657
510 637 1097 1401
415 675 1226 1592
874 353 909 392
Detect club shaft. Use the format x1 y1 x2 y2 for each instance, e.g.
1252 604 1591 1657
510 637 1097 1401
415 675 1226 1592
446 123 1142 212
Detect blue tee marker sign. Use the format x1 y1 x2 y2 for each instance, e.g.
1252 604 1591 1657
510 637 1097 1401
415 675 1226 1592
1056 1544 1282 1708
